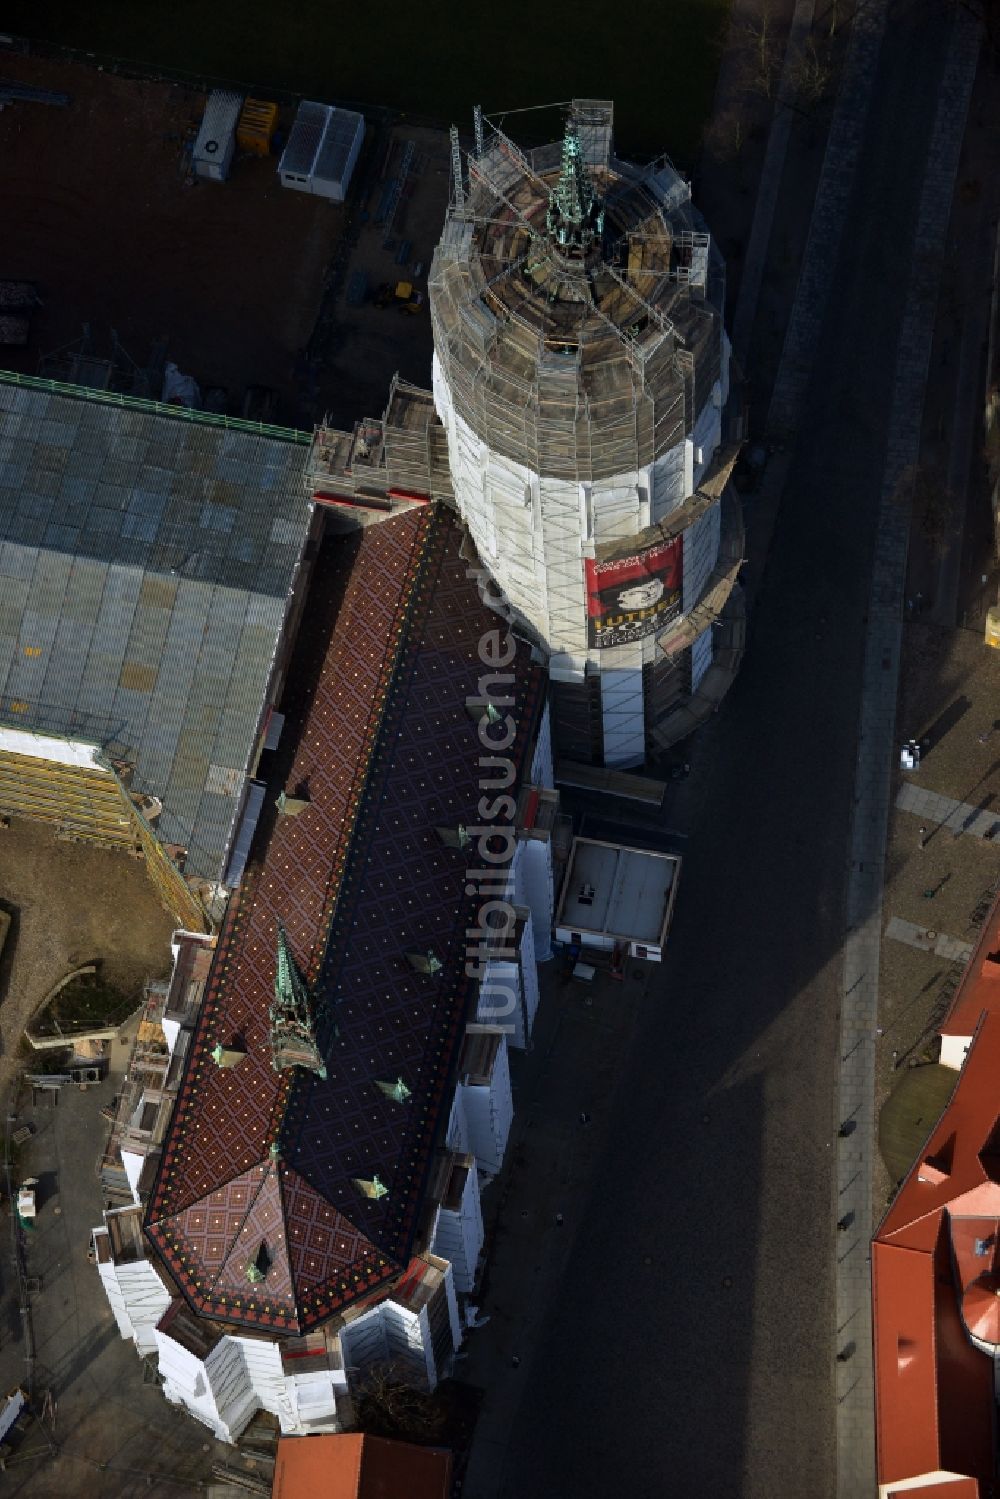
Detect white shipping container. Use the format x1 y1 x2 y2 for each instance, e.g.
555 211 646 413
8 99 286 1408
279 101 364 202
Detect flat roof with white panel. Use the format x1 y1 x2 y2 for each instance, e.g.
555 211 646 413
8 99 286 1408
555 836 680 958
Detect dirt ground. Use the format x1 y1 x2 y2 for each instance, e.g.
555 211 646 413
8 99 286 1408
0 816 175 1100
310 124 449 430
0 54 335 424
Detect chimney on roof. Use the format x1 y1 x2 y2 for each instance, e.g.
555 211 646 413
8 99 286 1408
982 949 1000 976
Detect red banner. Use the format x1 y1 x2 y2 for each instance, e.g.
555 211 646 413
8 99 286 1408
585 537 682 648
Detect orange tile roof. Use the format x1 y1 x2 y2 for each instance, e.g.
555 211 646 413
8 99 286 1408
873 1006 1000 1492
272 1433 452 1499
941 889 1000 1037
872 1239 943 1483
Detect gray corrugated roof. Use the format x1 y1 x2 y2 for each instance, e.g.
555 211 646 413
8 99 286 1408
0 378 312 879
313 109 363 185
280 101 330 178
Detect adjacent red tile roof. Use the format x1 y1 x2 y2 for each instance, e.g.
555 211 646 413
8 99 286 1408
272 1433 452 1499
873 958 1000 1494
146 506 542 1331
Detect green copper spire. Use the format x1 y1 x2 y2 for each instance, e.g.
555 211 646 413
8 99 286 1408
270 921 327 1079
546 121 604 255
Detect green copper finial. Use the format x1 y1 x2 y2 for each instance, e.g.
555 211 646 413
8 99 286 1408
406 949 443 976
211 1039 246 1068
354 1174 389 1201
246 1242 270 1283
270 921 327 1079
376 1077 412 1104
435 824 471 851
546 120 604 255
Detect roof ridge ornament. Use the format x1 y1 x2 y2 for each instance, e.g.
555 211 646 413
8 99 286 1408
245 1241 270 1283
270 920 327 1079
354 1173 389 1201
546 120 604 256
211 1039 247 1068
407 949 443 976
376 1076 413 1104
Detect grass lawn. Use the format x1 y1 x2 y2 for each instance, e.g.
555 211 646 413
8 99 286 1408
878 1063 958 1186
1 0 730 164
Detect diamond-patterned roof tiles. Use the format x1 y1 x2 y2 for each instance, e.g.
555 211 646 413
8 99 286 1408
146 505 543 1332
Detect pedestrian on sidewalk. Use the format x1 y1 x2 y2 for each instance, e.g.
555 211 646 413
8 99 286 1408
918 826 927 848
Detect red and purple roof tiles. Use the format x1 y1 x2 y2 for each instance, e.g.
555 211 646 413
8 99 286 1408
146 505 542 1332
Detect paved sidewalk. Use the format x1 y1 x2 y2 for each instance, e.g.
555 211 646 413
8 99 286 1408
884 915 973 964
896 779 1000 839
834 13 980 1498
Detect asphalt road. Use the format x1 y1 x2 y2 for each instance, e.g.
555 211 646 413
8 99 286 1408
499 6 958 1496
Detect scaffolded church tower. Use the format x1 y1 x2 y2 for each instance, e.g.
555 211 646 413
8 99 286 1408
430 100 745 764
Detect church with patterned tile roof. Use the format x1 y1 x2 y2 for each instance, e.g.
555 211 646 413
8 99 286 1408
94 503 557 1441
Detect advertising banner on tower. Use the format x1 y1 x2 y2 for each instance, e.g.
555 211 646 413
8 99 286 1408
585 536 683 649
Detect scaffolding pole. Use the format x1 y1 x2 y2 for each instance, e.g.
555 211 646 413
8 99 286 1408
450 126 465 216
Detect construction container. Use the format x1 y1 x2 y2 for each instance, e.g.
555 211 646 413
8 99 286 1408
986 606 1000 649
192 91 243 181
237 97 277 156
278 101 364 201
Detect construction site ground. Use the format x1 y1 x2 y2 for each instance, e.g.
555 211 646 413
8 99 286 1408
0 1040 231 1497
0 54 333 426
0 816 175 1106
307 124 449 431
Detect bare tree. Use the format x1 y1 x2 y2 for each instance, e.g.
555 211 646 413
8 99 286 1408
791 37 835 107
355 1361 447 1443
741 4 784 100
